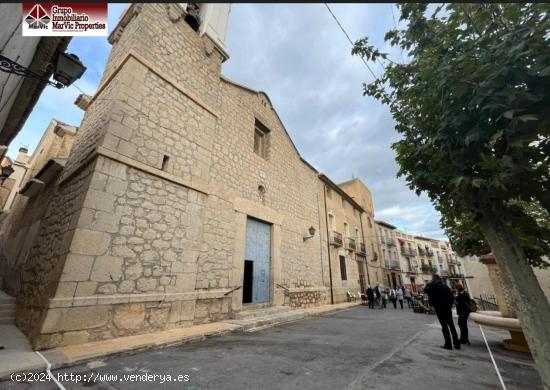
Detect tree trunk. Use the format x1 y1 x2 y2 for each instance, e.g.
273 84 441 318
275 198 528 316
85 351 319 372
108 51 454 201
478 208 550 390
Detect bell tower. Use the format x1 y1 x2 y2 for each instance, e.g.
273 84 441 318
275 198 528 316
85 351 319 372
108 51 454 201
16 3 235 349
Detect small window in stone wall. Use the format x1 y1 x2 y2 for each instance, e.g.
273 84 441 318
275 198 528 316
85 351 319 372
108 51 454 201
161 155 170 172
254 119 270 159
326 187 332 199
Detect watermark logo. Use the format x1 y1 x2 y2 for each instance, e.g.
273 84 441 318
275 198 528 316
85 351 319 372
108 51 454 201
22 3 107 36
24 4 51 29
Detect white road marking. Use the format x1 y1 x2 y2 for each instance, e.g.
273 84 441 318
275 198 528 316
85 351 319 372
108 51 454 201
35 351 66 390
479 324 507 390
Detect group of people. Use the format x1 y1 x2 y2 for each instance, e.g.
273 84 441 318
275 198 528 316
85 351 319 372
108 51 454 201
365 284 413 310
364 274 473 350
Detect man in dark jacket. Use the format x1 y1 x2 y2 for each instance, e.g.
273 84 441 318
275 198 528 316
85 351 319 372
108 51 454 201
424 274 460 350
366 286 375 309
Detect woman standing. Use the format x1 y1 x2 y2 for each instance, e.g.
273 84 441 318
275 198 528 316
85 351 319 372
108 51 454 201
455 283 471 344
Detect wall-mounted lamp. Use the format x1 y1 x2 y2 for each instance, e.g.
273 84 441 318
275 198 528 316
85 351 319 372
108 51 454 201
0 51 86 89
303 226 316 241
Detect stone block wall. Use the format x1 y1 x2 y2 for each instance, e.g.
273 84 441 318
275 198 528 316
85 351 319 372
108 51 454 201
16 160 95 346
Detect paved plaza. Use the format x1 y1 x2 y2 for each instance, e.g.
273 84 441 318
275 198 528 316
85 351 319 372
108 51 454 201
0 306 542 389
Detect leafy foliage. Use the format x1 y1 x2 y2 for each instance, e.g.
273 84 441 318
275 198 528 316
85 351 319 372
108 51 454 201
353 4 550 267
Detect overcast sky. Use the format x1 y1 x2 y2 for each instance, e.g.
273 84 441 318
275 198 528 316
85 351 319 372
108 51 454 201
8 3 446 239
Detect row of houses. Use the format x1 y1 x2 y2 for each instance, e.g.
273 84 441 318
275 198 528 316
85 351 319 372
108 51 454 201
0 4 468 350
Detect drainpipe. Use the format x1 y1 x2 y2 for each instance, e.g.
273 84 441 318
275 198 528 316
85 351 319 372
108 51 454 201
316 191 324 285
322 183 334 304
359 212 371 286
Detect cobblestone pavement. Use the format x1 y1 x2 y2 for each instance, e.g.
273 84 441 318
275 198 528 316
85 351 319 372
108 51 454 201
0 306 543 389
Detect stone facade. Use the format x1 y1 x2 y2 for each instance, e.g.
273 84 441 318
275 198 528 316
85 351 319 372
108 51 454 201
10 4 330 349
0 148 29 211
318 176 379 303
0 120 77 297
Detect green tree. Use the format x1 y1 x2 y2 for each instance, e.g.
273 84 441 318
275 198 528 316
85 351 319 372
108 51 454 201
353 4 550 386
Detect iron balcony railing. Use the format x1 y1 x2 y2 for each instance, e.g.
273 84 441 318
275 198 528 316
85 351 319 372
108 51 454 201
401 247 417 257
418 247 426 256
390 260 401 270
330 231 343 247
421 264 438 274
386 238 396 247
426 249 434 257
448 273 465 279
440 270 449 277
407 266 419 274
355 253 366 262
384 260 391 269
345 237 356 251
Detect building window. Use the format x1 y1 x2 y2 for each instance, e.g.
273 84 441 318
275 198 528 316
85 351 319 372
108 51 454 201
253 120 270 158
328 213 335 231
326 187 332 199
339 255 347 280
343 222 349 238
342 198 346 209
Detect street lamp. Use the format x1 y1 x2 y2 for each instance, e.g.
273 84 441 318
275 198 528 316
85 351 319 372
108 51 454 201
0 51 86 89
303 226 316 241
52 52 86 87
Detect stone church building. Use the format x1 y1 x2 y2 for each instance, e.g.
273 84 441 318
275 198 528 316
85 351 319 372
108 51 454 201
0 4 380 349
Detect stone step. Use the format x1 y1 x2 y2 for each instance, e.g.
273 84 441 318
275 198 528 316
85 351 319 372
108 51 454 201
233 305 291 320
0 291 15 305
0 308 15 316
0 317 15 324
238 310 307 332
0 303 15 310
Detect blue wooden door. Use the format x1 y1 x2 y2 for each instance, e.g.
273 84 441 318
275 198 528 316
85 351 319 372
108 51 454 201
245 218 271 304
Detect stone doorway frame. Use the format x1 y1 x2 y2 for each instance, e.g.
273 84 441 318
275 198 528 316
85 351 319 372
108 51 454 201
231 197 283 313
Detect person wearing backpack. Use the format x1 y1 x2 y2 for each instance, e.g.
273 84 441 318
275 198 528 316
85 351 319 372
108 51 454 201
455 283 474 345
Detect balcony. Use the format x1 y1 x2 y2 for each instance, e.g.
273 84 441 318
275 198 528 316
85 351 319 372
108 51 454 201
386 238 396 247
440 270 449 277
448 273 465 279
384 260 391 269
345 237 356 251
421 264 438 274
380 236 386 244
437 255 444 263
390 260 401 270
358 242 366 254
355 253 366 262
401 247 417 257
418 247 426 256
329 231 343 247
406 266 419 275
426 249 434 257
